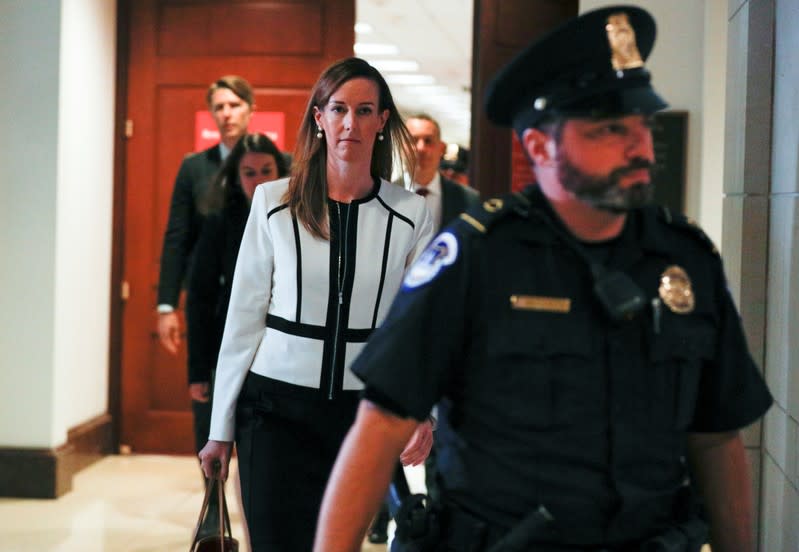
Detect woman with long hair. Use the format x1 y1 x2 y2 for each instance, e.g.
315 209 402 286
187 132 288 548
187 132 288 420
198 58 436 551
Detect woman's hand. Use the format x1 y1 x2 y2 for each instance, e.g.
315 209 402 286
198 440 233 480
399 419 434 466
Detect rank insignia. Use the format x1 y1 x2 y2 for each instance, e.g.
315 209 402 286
658 265 695 314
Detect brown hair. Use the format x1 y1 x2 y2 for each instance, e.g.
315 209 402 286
206 75 255 107
407 113 442 141
285 57 415 240
200 133 288 216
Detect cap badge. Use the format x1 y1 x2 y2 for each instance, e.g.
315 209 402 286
605 12 644 71
658 265 695 314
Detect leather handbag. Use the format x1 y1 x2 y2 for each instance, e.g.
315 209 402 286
190 471 239 552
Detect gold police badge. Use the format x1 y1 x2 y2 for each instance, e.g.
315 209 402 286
606 13 645 71
658 265 695 314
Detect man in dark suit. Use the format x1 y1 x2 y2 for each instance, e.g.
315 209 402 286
369 114 480 544
405 114 480 228
406 112 479 507
157 75 254 540
157 75 254 452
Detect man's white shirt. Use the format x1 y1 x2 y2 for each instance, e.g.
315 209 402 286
412 172 442 230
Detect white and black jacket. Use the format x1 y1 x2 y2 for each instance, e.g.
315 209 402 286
209 177 435 441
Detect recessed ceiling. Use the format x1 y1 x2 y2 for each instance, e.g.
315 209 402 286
355 0 474 147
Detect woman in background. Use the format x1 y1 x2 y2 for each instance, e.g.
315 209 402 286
199 57 435 551
188 132 288 549
188 132 289 404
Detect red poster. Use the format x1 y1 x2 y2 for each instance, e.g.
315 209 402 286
194 111 286 152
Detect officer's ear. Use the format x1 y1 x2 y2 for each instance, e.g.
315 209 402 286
521 127 557 168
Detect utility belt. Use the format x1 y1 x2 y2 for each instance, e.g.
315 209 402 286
391 496 708 552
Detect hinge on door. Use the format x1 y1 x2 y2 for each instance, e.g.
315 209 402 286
125 119 133 138
121 280 130 301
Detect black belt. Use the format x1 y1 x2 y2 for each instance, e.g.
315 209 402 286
441 506 647 552
440 505 502 551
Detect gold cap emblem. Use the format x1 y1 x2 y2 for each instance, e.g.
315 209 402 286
606 13 644 71
658 265 695 314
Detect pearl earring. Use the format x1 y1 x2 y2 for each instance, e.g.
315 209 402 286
377 132 385 141
316 126 323 139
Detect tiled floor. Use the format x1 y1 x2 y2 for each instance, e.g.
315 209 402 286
0 455 715 552
0 454 421 552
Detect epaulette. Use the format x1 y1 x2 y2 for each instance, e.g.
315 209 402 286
659 206 720 256
457 190 531 235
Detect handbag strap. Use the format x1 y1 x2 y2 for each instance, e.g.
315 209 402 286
190 469 235 551
190 473 217 550
217 471 234 542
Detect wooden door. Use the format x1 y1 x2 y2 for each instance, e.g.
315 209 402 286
120 0 354 454
470 0 577 197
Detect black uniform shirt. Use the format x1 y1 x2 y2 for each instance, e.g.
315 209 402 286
352 186 772 546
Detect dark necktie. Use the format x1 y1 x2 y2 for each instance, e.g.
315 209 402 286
416 187 430 197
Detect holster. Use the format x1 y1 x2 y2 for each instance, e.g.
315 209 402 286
390 494 442 552
640 518 708 552
391 498 553 552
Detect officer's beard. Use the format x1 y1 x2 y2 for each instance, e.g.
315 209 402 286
557 153 654 212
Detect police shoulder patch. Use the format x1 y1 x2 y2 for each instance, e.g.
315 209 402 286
403 231 459 289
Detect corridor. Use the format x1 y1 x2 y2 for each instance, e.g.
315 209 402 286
0 455 401 552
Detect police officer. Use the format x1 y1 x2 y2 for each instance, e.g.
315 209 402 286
314 6 772 552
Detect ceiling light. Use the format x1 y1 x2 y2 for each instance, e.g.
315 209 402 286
385 74 436 85
399 85 451 96
354 42 399 56
368 59 420 72
354 22 373 34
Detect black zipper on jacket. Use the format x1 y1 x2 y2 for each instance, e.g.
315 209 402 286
322 200 358 400
329 202 349 399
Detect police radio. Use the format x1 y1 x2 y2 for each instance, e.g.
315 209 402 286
529 208 647 322
589 263 647 321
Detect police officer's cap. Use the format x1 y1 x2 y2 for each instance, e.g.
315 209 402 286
485 5 668 134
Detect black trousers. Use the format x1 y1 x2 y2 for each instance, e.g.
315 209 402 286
235 372 360 552
192 399 212 454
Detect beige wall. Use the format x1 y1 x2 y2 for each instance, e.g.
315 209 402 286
53 0 117 444
580 0 726 247
0 0 116 448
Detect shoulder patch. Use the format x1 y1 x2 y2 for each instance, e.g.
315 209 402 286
403 232 459 289
456 191 530 235
660 207 720 256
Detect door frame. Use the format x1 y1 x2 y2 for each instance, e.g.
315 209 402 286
108 0 131 453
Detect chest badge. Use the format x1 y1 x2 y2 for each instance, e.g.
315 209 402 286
658 265 695 314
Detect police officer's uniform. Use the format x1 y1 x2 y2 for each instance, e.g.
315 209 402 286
350 6 772 551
